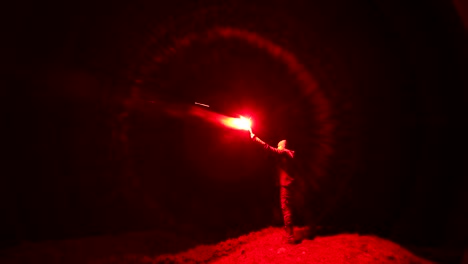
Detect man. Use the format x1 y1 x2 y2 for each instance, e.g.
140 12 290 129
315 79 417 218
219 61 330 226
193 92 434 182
250 130 298 244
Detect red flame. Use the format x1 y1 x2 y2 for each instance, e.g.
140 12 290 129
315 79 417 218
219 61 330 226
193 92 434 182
189 106 252 132
222 116 252 131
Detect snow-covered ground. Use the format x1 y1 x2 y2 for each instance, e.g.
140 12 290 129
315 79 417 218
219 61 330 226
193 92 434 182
0 227 439 263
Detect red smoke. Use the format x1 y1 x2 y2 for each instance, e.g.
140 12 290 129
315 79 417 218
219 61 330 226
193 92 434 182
190 105 252 131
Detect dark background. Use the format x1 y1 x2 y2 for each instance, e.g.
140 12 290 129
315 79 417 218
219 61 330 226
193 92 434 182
2 0 467 253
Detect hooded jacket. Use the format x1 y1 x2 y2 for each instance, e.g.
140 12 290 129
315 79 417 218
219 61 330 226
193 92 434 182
253 136 295 186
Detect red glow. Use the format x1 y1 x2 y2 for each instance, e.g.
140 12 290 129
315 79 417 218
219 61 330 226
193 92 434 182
144 26 335 181
222 116 252 131
189 106 253 132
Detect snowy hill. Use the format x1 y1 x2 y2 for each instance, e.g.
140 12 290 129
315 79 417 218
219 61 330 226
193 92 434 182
1 227 437 263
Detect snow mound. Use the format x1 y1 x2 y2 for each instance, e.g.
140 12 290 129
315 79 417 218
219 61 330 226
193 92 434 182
0 227 436 263
150 227 434 263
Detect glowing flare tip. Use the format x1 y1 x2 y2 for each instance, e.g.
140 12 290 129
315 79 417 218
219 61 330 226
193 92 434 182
228 116 252 131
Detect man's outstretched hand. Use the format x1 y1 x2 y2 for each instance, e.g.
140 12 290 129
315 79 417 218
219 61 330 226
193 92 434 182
249 129 255 139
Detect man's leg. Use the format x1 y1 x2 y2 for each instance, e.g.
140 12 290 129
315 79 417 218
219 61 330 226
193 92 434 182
280 186 294 243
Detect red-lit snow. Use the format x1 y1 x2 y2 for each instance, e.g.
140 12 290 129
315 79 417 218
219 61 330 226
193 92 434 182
152 227 434 264
0 227 435 263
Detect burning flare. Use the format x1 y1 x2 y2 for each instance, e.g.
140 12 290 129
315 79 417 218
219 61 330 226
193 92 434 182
188 104 253 132
222 116 252 131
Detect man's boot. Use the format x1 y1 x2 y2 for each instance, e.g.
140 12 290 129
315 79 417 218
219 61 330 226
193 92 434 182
284 225 296 244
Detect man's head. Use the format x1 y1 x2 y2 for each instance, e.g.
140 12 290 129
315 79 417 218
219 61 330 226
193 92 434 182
278 139 287 150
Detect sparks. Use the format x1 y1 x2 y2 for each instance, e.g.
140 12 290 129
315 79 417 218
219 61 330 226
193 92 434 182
195 102 210 107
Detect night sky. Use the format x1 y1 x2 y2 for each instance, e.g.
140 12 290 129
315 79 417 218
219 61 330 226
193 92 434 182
2 0 467 251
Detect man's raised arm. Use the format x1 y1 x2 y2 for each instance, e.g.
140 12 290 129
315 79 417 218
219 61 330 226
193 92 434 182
251 133 282 155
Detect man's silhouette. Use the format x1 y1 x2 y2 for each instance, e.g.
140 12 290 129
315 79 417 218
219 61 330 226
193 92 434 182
250 131 298 244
